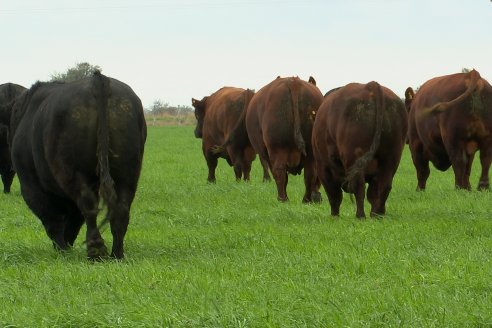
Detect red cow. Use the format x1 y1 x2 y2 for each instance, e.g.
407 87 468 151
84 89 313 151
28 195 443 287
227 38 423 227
246 76 323 202
192 87 270 183
312 82 408 217
405 69 492 190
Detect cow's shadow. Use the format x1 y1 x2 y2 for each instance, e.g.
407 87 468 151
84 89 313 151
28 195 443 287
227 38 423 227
0 237 208 265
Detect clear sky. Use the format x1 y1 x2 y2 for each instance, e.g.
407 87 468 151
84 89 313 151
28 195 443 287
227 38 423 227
1 0 491 108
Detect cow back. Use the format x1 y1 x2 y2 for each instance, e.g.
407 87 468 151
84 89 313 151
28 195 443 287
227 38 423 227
313 82 407 178
11 77 146 197
202 87 250 147
409 70 492 161
246 77 323 160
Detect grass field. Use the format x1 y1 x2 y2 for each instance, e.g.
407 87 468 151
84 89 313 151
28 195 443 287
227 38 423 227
1 125 492 327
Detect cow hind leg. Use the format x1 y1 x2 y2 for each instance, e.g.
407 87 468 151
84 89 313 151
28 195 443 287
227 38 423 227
410 142 430 191
75 186 108 260
108 205 130 259
63 203 85 247
241 160 252 182
367 174 392 217
260 157 271 182
319 166 342 216
352 175 366 219
302 158 321 203
205 154 218 183
270 153 289 201
478 148 491 190
233 163 243 181
108 188 135 259
450 149 473 190
2 170 15 193
19 182 70 251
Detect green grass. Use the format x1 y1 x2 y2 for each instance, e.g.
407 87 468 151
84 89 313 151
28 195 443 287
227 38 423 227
1 125 492 327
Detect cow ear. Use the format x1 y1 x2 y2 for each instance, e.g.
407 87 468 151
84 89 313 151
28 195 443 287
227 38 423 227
404 87 415 101
191 98 200 108
308 76 316 85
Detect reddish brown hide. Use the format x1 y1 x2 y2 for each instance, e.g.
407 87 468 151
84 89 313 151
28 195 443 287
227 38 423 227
192 87 269 183
405 70 492 190
246 76 323 202
312 81 407 218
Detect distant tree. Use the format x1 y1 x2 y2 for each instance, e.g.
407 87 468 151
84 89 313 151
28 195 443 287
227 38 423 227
149 99 193 116
461 68 471 73
149 99 169 115
146 99 194 126
50 62 102 82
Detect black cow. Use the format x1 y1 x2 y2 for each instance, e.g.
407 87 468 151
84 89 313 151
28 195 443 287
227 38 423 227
0 124 14 193
0 83 26 123
9 71 146 259
0 83 27 193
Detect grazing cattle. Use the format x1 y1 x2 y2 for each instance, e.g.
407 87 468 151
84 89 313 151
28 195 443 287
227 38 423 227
405 69 492 190
192 87 270 182
246 76 323 202
9 71 146 259
312 82 408 218
0 83 27 193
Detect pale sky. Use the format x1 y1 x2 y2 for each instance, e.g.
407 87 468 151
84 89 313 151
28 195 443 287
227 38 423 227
1 0 491 108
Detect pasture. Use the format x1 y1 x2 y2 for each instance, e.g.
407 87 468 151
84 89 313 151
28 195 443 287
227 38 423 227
1 125 492 327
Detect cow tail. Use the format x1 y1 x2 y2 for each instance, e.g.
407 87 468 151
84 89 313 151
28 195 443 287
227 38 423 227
344 81 384 191
428 69 481 114
91 71 117 219
211 89 254 154
288 78 306 156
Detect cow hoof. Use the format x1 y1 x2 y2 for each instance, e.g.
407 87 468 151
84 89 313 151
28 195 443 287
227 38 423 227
87 239 109 260
52 241 70 252
311 191 322 203
88 246 109 261
277 196 289 202
110 251 125 260
478 182 489 191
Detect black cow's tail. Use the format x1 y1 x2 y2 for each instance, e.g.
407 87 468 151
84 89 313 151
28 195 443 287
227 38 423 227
211 89 254 154
287 77 306 156
344 81 384 192
91 71 117 223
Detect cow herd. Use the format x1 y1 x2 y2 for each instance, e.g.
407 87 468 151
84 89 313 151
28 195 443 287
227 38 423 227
0 69 491 260
193 70 492 218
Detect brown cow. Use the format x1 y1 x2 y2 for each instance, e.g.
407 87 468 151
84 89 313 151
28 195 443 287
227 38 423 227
192 87 270 183
245 76 323 202
312 81 408 218
405 69 492 190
